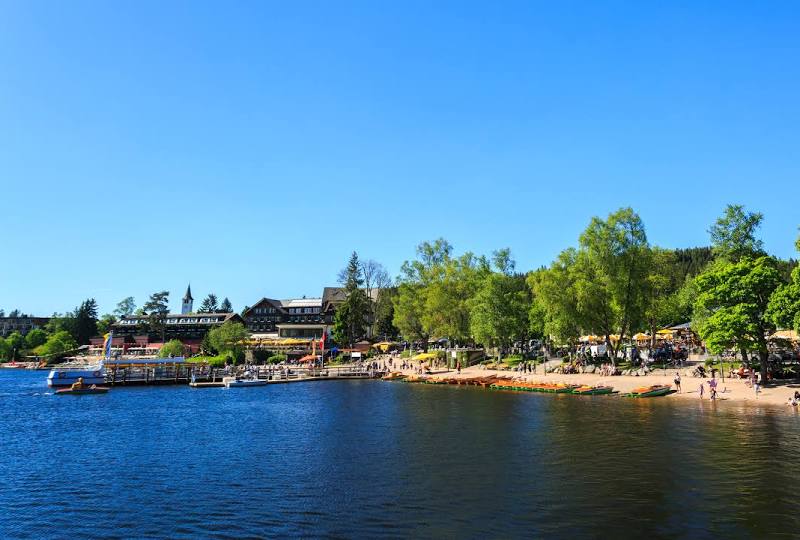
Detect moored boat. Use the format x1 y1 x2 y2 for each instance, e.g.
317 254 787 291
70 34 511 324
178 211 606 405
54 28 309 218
572 385 614 395
47 365 106 388
223 376 268 388
626 384 672 398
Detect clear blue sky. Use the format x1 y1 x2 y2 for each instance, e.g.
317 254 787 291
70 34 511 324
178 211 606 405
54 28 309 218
1 1 799 316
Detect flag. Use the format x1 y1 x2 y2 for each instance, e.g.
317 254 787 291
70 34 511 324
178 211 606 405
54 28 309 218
320 329 326 351
103 331 114 359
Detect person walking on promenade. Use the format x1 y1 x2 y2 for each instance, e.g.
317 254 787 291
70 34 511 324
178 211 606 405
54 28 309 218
674 372 681 393
699 382 705 399
457 360 461 374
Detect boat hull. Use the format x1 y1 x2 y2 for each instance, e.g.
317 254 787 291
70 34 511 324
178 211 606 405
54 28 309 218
223 377 268 388
56 387 110 395
47 367 106 388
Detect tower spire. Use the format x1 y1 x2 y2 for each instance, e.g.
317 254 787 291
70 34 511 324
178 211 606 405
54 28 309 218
181 283 194 314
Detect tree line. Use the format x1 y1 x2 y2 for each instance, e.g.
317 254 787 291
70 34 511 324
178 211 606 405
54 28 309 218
384 205 800 382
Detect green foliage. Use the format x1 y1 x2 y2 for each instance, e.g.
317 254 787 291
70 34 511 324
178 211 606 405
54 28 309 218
374 288 399 339
25 328 48 349
143 291 169 341
96 314 117 335
267 353 287 364
333 252 369 346
185 355 228 367
199 294 218 313
35 331 79 359
694 256 781 378
393 239 490 344
158 339 186 358
767 234 800 332
708 204 764 261
206 321 248 363
469 252 529 350
0 338 9 362
220 298 233 313
114 297 136 317
531 208 650 355
5 332 25 357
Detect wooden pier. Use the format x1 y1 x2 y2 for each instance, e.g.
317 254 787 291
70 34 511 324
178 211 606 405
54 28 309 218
105 364 382 387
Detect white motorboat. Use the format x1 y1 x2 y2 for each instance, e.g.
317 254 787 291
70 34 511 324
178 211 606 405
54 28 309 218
223 376 268 388
47 365 106 387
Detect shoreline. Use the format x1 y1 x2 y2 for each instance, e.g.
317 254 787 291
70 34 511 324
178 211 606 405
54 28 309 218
391 364 800 409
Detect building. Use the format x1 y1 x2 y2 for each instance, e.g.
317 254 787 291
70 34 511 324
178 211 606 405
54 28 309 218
0 316 50 337
242 297 327 339
242 287 382 341
181 284 193 315
111 312 244 343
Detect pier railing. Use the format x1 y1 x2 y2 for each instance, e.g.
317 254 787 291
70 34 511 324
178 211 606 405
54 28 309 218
106 363 384 386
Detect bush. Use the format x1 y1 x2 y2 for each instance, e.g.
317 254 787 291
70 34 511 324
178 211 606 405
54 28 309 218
267 353 287 364
25 329 47 349
158 339 185 358
186 355 228 367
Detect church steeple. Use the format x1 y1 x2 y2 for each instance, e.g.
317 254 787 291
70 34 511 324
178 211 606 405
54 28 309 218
181 284 194 314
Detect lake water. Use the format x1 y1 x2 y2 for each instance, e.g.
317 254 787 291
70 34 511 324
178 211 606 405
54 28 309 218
1 370 799 539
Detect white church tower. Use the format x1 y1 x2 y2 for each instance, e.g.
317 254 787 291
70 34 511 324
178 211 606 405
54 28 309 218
181 284 194 315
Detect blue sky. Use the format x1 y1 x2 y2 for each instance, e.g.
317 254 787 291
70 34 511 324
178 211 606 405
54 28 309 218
1 1 799 316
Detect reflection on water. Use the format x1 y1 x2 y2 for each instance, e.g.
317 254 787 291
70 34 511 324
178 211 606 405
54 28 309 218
0 371 798 538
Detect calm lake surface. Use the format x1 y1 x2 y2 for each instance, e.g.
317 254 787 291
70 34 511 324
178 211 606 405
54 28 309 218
1 370 799 539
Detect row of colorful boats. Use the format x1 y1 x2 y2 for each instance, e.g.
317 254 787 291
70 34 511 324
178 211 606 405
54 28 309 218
383 372 674 398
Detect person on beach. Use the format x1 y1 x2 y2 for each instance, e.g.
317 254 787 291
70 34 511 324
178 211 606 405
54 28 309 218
699 382 705 399
708 378 718 400
456 360 461 374
674 372 681 393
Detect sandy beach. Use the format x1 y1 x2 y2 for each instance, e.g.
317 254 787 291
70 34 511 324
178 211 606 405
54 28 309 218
391 363 800 408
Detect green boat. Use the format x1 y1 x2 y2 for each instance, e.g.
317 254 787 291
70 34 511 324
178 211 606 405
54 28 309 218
572 385 614 395
623 385 673 398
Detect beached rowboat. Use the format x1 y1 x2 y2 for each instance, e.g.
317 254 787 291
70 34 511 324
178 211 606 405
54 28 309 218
572 385 614 395
625 385 672 398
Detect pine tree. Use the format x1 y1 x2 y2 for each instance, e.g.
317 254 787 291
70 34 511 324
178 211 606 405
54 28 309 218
333 252 369 347
200 294 219 313
220 298 233 313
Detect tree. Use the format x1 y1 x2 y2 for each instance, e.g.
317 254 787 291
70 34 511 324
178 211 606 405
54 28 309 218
25 328 48 349
694 256 781 383
528 255 581 345
35 331 79 360
8 309 20 318
114 297 136 317
143 291 170 342
206 321 248 363
199 294 219 313
219 298 233 313
469 250 530 357
333 252 369 346
158 339 186 358
643 248 685 348
709 204 764 261
0 309 5 317
73 299 99 344
0 338 9 362
767 233 800 332
360 259 393 336
4 332 25 361
96 314 117 335
374 288 399 339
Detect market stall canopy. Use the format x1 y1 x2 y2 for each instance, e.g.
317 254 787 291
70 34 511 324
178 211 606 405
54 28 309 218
632 333 650 341
656 329 674 335
770 330 799 342
413 352 439 361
